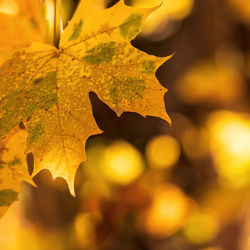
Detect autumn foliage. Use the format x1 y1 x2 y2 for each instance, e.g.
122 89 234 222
0 1 250 250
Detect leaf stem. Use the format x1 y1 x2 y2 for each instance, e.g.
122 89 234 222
54 0 63 48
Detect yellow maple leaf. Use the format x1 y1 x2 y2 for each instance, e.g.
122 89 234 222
0 128 33 218
0 0 170 195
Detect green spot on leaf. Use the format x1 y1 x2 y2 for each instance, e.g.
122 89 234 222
27 123 45 145
69 20 83 41
0 165 4 170
119 13 143 39
0 71 57 140
28 71 57 112
109 77 145 104
8 157 22 167
0 92 23 139
0 189 18 207
142 60 156 74
82 42 116 65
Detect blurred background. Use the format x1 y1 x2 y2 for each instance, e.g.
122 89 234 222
0 0 250 249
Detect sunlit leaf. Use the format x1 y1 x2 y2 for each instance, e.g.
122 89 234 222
0 128 33 218
0 0 170 195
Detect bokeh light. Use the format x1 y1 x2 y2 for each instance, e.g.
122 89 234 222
176 60 244 105
182 126 209 160
142 184 194 237
201 186 248 226
146 135 181 169
74 212 100 249
79 142 111 199
183 211 218 244
207 111 250 187
103 140 144 185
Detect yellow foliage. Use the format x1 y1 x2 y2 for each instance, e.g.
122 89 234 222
0 0 19 15
131 0 194 36
0 0 170 195
0 0 46 65
0 202 71 250
0 128 33 218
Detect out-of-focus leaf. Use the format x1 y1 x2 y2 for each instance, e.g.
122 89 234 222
226 0 250 24
176 60 245 105
0 0 46 65
130 0 194 37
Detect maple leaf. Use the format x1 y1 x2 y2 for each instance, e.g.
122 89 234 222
0 0 46 65
0 128 33 218
0 0 171 195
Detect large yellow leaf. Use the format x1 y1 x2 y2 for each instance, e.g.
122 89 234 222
0 128 33 218
0 0 170 195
